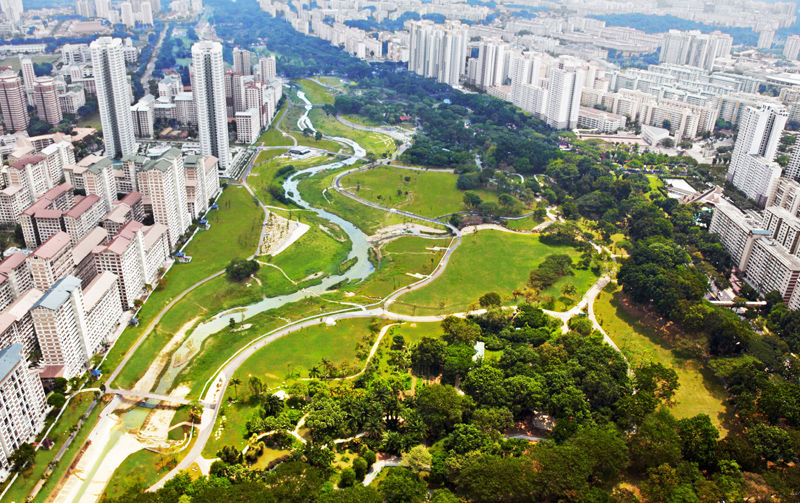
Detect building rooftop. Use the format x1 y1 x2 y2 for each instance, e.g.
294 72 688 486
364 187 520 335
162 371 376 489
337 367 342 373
0 184 24 196
31 232 71 261
82 271 117 312
0 252 27 273
77 154 105 167
65 194 101 219
118 191 142 207
10 154 46 170
142 223 168 251
0 343 23 379
5 288 43 320
73 227 108 265
103 203 131 224
41 182 73 202
86 157 112 175
32 275 82 311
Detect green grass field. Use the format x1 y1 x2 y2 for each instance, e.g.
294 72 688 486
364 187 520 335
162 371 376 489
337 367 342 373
347 236 449 301
106 186 264 386
248 149 335 208
391 230 597 315
341 114 382 127
316 76 346 88
202 317 383 455
297 166 411 235
0 54 58 71
342 166 501 218
594 286 728 434
104 448 182 499
1 393 101 503
308 108 395 157
299 78 337 104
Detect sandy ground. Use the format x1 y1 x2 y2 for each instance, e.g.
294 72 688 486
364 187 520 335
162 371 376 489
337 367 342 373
132 318 199 393
367 223 449 244
52 398 145 503
261 212 310 256
137 384 191 448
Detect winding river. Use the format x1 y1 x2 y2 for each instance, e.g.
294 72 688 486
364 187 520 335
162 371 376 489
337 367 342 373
65 91 391 503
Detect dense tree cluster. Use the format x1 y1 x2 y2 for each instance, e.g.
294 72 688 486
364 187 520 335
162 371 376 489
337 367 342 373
225 258 260 282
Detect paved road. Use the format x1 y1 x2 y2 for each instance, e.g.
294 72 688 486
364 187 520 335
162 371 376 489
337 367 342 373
140 25 167 90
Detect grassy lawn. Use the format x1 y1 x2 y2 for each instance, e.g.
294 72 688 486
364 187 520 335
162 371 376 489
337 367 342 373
298 165 410 235
347 236 449 301
392 230 597 315
646 175 664 191
342 166 502 218
103 448 181 500
75 110 102 130
341 114 382 127
234 317 381 387
248 149 337 208
594 285 729 434
308 108 395 157
0 54 58 71
1 393 100 503
267 213 352 280
27 395 107 503
317 76 346 88
105 186 264 385
203 317 384 456
506 215 543 231
299 78 337 104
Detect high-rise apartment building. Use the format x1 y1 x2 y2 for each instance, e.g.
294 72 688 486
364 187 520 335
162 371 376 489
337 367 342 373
31 273 122 379
784 35 800 60
192 40 231 173
408 20 469 87
91 37 137 159
33 77 63 126
233 47 252 76
544 57 586 130
0 70 29 132
0 344 47 477
258 55 276 81
0 0 23 22
659 30 732 71
136 148 191 248
727 104 788 206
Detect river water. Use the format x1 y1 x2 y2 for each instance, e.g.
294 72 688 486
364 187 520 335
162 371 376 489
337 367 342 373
72 91 379 501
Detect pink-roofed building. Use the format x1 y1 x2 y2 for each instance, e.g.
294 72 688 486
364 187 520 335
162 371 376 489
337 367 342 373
0 184 30 225
0 288 43 356
0 253 32 299
8 154 51 197
28 232 73 291
63 194 105 245
72 227 107 287
18 183 74 248
0 276 13 311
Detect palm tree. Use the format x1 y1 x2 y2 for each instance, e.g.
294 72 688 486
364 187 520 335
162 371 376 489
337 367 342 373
308 366 321 379
230 377 241 400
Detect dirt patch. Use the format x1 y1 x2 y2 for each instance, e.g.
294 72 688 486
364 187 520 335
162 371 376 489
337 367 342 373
132 318 200 394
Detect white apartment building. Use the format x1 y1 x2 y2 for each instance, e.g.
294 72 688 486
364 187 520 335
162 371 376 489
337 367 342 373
31 273 122 379
577 106 625 133
745 238 800 303
192 41 232 173
545 57 586 130
709 198 772 271
136 148 191 248
131 94 155 138
28 232 74 292
258 55 276 81
0 290 43 357
84 157 117 213
91 37 137 159
0 253 32 301
158 74 183 100
235 108 260 144
59 85 87 115
659 30 732 71
785 35 800 60
174 91 195 126
727 104 788 206
183 154 220 219
0 344 47 478
233 47 252 76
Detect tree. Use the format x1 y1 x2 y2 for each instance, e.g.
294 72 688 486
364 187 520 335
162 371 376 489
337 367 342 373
746 423 793 462
677 414 719 470
319 486 383 503
463 191 482 209
414 384 470 439
338 467 356 488
47 392 66 409
441 316 481 346
410 337 446 376
478 292 501 307
248 376 264 399
379 467 427 503
462 366 509 408
225 258 260 282
352 457 369 481
223 377 240 402
401 445 432 472
659 137 675 148
216 445 242 465
9 443 35 470
635 362 680 405
629 408 682 473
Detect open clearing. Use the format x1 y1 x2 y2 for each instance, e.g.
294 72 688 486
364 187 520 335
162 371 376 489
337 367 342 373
594 285 728 434
341 165 501 218
299 78 337 104
391 230 597 315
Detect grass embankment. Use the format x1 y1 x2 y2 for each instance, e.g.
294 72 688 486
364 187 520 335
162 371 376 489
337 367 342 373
1 393 104 503
308 108 395 157
392 230 597 315
248 149 336 208
285 104 347 152
347 236 449 301
594 285 728 434
297 165 411 235
104 186 263 385
317 76 346 88
203 318 382 456
299 78 337 104
341 166 500 219
103 448 182 499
